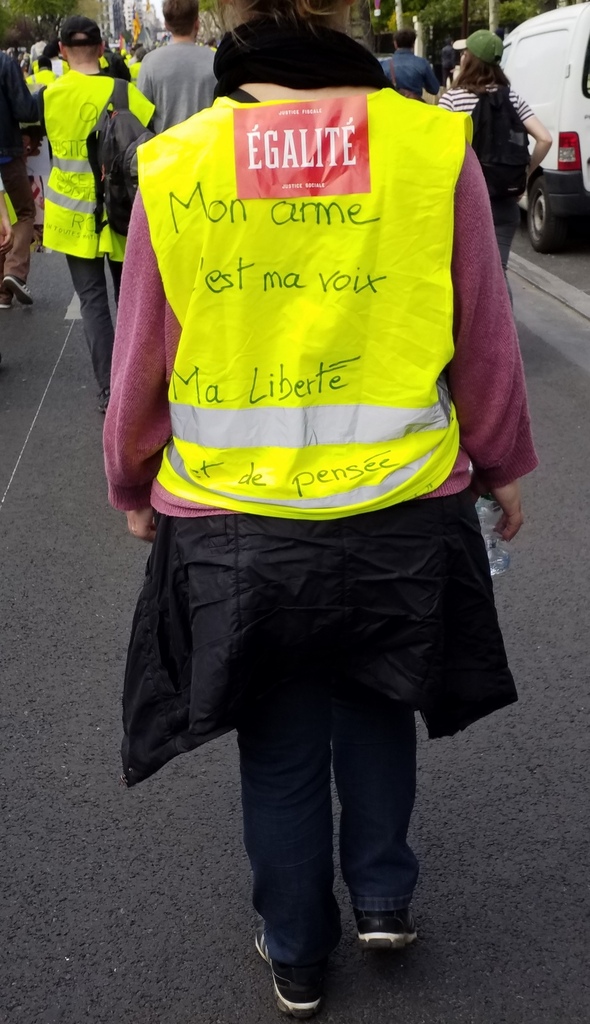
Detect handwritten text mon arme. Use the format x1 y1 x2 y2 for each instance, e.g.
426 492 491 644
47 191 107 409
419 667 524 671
169 181 379 233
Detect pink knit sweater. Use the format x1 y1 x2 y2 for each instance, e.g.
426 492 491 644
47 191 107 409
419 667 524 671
104 146 538 515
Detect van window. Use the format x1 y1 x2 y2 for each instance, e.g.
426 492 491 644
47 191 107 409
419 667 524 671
509 29 569 106
583 33 590 96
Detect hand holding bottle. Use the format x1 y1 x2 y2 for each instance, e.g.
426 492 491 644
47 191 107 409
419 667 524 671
488 481 524 541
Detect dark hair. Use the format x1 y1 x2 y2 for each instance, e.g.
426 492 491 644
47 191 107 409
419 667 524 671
43 38 60 59
455 49 510 92
162 0 199 35
394 29 416 49
37 55 53 70
220 1 343 28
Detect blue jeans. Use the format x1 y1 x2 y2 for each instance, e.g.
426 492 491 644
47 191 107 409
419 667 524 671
237 679 418 967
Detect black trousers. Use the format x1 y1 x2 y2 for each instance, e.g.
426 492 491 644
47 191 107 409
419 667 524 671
490 196 520 303
66 254 122 391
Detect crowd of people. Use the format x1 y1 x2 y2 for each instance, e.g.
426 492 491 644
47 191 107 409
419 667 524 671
1 1 542 1017
0 0 218 390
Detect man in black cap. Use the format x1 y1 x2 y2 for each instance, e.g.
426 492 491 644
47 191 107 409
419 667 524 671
41 17 153 412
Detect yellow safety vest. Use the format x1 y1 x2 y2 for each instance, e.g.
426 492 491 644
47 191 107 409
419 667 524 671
27 69 57 88
3 190 17 226
35 59 69 76
140 91 471 519
129 62 141 81
43 71 154 261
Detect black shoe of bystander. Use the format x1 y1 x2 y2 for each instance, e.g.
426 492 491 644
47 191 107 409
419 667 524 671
3 275 33 306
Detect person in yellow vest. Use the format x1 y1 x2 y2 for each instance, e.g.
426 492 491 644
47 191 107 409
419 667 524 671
100 45 131 82
0 173 14 254
0 171 14 364
0 47 38 309
104 0 537 1015
42 16 154 412
128 45 147 80
42 38 69 77
27 55 57 88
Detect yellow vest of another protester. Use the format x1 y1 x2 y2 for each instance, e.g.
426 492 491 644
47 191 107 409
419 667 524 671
32 59 69 75
4 191 17 225
129 61 141 80
43 71 154 261
140 91 471 519
27 69 57 88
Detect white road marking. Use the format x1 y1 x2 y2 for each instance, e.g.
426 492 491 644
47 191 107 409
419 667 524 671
65 293 81 320
0 321 76 513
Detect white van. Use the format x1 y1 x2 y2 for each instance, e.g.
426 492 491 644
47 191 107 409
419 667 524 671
503 5 590 252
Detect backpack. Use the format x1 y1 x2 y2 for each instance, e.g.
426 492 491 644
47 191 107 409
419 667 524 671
471 88 529 199
87 78 153 237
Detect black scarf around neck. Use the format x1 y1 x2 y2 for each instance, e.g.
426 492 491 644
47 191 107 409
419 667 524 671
213 19 392 97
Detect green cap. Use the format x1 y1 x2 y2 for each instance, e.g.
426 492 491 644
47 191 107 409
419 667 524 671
466 30 504 65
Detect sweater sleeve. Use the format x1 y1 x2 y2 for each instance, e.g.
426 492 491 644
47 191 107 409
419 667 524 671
449 146 538 489
103 193 181 511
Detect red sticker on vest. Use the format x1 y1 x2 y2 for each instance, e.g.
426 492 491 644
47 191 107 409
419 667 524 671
233 97 371 199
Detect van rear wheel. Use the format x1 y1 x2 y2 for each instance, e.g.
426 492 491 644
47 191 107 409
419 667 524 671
527 177 568 253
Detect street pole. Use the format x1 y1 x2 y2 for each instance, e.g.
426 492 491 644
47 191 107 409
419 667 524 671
413 15 425 57
462 0 469 39
395 0 404 31
489 0 499 31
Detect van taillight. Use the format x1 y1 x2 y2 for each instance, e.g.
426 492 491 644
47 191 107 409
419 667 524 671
558 132 581 171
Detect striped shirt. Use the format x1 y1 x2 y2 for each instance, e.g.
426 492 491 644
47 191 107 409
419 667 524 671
439 87 534 123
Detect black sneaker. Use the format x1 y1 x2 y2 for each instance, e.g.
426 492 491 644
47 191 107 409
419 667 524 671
98 387 110 414
3 275 33 305
255 922 325 1018
354 907 417 950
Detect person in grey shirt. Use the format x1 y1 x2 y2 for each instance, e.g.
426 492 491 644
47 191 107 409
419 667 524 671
137 0 216 134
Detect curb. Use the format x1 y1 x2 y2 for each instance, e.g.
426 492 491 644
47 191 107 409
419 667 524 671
508 252 590 323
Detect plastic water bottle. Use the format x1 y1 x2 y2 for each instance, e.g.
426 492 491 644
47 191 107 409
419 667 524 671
475 497 511 577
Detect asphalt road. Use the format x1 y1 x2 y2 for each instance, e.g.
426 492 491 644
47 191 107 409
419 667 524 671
1 253 589 1024
512 211 590 295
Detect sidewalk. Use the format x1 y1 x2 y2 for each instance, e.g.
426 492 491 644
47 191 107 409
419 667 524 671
508 251 590 323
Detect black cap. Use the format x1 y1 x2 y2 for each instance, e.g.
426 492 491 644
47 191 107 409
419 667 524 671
60 16 102 47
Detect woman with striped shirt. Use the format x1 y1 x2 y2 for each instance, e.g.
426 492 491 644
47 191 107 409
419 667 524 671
440 30 551 288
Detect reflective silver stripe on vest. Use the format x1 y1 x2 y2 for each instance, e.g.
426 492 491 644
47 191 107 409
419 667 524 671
45 185 95 214
170 401 449 451
52 157 93 175
167 441 433 510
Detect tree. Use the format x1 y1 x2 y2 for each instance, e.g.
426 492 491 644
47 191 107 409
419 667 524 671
76 0 103 24
498 0 538 25
198 0 225 38
4 0 78 40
